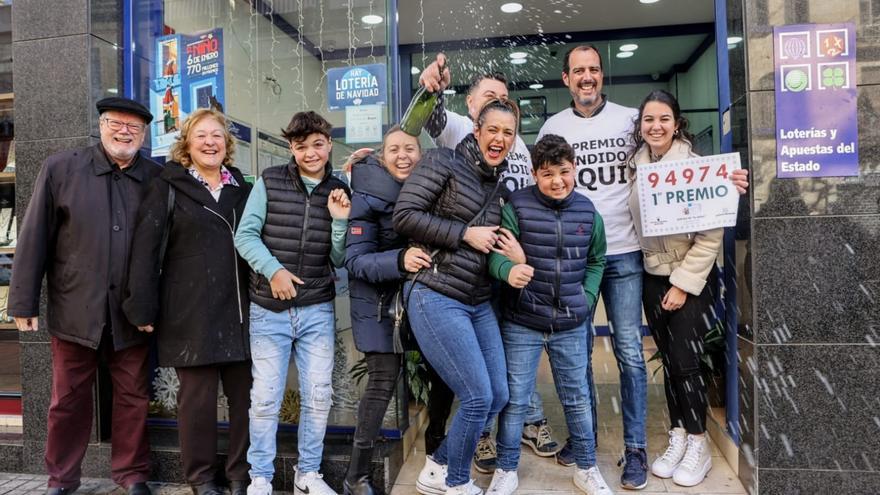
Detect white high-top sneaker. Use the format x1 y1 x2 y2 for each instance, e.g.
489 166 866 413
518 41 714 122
246 477 272 495
417 456 449 495
446 479 483 495
572 466 613 495
672 434 712 487
651 427 688 478
293 467 337 495
486 468 518 494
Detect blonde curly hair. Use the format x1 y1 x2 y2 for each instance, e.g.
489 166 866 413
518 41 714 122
169 108 236 168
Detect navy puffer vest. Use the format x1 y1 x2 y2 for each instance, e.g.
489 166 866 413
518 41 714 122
503 186 596 332
248 161 349 311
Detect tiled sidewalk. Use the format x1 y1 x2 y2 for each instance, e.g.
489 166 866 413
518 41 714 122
0 474 210 495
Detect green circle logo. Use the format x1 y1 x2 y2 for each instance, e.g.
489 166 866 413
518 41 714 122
785 69 808 92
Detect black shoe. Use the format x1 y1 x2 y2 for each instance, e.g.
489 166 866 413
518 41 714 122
343 476 376 495
46 487 78 495
126 482 151 495
344 446 377 495
555 438 576 467
190 482 224 495
229 481 248 495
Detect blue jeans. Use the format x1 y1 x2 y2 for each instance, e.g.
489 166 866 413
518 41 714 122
594 251 648 449
497 321 596 470
407 283 509 487
483 390 543 434
247 301 335 478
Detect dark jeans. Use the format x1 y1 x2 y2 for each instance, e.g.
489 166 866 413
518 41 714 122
353 352 402 448
46 336 151 489
643 271 716 435
176 361 252 485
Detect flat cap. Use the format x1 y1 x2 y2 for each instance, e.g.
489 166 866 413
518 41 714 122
96 97 154 123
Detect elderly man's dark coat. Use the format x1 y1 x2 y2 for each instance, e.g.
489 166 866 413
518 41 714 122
8 144 163 350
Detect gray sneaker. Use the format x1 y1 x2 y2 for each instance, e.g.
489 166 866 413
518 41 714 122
473 433 497 474
521 419 560 457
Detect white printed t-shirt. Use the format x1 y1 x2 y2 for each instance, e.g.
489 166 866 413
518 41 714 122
538 101 640 255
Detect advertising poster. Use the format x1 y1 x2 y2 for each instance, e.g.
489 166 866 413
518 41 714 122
635 153 741 237
345 104 383 144
327 63 387 111
774 23 858 178
150 29 225 156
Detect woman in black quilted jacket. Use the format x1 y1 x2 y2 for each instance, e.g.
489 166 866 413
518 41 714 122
393 98 520 495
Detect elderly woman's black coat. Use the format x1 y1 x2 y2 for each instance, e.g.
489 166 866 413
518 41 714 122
123 161 252 367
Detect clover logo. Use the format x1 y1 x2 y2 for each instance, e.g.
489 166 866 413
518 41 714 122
822 67 846 88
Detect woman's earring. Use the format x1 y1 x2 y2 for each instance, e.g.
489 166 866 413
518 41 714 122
674 129 680 136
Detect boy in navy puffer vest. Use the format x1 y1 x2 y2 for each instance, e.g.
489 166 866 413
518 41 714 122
487 134 612 495
234 111 350 495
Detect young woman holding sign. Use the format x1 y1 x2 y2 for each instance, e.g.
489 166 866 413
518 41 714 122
626 90 748 488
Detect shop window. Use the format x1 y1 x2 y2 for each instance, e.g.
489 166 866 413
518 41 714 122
129 0 408 438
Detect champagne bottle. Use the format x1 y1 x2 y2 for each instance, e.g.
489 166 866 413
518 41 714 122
400 61 446 136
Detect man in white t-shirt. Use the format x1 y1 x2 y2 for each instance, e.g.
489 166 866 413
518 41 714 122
537 45 650 490
415 55 558 478
420 55 534 192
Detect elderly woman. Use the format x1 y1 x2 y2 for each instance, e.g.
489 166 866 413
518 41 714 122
393 98 519 495
124 108 253 495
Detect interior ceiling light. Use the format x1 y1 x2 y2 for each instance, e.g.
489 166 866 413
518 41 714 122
501 3 523 13
727 36 743 44
529 83 544 89
361 14 383 24
619 43 638 52
639 0 661 4
509 52 528 59
411 66 421 74
510 58 528 64
443 89 457 95
616 51 634 58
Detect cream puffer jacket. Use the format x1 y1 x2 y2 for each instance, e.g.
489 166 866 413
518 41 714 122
627 139 723 296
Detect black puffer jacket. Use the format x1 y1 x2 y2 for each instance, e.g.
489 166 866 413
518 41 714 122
393 134 507 305
249 160 350 311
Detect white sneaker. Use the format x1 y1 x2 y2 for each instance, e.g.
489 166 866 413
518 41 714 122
446 479 483 495
293 467 338 495
651 427 687 478
247 477 272 495
417 455 449 495
487 468 518 494
672 434 712 487
573 466 613 495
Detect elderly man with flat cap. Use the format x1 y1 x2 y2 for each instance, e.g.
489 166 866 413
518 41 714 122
9 97 162 495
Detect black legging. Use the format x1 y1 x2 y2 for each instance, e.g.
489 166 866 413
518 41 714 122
643 271 716 435
353 352 402 448
424 359 455 456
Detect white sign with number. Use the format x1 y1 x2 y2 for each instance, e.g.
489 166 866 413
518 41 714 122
635 152 742 237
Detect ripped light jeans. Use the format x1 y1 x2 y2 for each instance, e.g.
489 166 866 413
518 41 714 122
247 301 335 478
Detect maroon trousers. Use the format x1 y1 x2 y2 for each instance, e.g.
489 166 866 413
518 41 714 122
46 336 151 489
